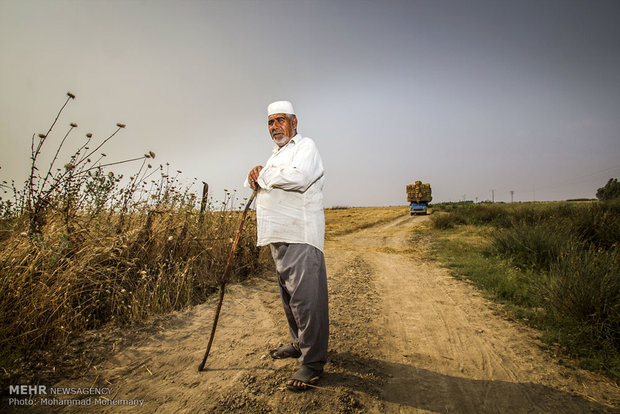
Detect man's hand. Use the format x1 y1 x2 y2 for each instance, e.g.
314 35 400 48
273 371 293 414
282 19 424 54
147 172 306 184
248 165 263 190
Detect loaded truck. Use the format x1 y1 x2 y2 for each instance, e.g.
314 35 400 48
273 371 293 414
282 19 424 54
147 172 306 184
406 180 432 215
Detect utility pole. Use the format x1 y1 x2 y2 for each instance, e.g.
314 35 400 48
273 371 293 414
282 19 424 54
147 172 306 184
510 190 514 203
491 189 495 203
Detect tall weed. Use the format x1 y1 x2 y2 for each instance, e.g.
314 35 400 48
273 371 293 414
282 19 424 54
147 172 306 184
542 244 620 374
490 222 575 271
544 245 619 343
568 202 620 250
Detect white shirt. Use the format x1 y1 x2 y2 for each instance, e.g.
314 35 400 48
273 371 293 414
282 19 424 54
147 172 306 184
244 134 325 252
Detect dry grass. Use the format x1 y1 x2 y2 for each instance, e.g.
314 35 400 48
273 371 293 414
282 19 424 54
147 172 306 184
0 201 260 365
325 206 408 239
0 93 261 383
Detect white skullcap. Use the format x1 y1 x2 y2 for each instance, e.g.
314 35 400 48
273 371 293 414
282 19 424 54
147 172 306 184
267 100 295 116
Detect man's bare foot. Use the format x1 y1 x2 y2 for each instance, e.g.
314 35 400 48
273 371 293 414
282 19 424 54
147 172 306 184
286 366 322 392
288 379 313 390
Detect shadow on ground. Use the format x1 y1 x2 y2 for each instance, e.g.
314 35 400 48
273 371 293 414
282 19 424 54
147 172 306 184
325 351 615 413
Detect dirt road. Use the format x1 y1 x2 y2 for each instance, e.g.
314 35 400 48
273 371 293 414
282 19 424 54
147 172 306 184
40 214 619 412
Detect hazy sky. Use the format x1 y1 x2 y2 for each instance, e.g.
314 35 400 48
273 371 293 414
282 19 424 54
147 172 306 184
1 0 619 206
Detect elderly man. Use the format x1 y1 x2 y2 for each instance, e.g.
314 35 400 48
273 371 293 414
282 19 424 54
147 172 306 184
245 100 328 391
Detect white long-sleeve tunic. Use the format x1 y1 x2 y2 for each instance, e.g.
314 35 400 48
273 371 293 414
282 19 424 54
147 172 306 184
244 134 325 252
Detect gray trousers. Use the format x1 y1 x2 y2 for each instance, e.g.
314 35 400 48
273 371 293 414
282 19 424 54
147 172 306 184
270 243 329 370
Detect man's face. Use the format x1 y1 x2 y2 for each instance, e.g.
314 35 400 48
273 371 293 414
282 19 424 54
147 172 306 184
268 113 297 148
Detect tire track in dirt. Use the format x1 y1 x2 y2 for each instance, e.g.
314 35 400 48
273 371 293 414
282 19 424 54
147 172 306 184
334 214 619 413
20 213 619 413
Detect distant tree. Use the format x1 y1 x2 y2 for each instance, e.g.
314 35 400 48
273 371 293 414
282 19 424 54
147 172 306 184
596 178 620 201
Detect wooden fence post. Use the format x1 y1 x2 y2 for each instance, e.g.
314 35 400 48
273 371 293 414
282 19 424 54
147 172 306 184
199 181 209 224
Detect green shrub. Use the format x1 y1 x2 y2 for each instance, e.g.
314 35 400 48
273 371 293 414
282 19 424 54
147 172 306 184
490 223 575 272
568 202 620 250
467 205 512 226
431 212 465 229
542 244 620 365
430 213 452 229
596 178 620 201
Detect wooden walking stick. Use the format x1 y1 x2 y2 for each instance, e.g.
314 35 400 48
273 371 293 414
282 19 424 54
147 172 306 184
198 188 257 372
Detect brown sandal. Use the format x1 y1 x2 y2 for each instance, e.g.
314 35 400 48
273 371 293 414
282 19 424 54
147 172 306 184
269 344 301 359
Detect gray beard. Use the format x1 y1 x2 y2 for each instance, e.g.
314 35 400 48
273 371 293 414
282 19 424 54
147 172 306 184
272 135 291 148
